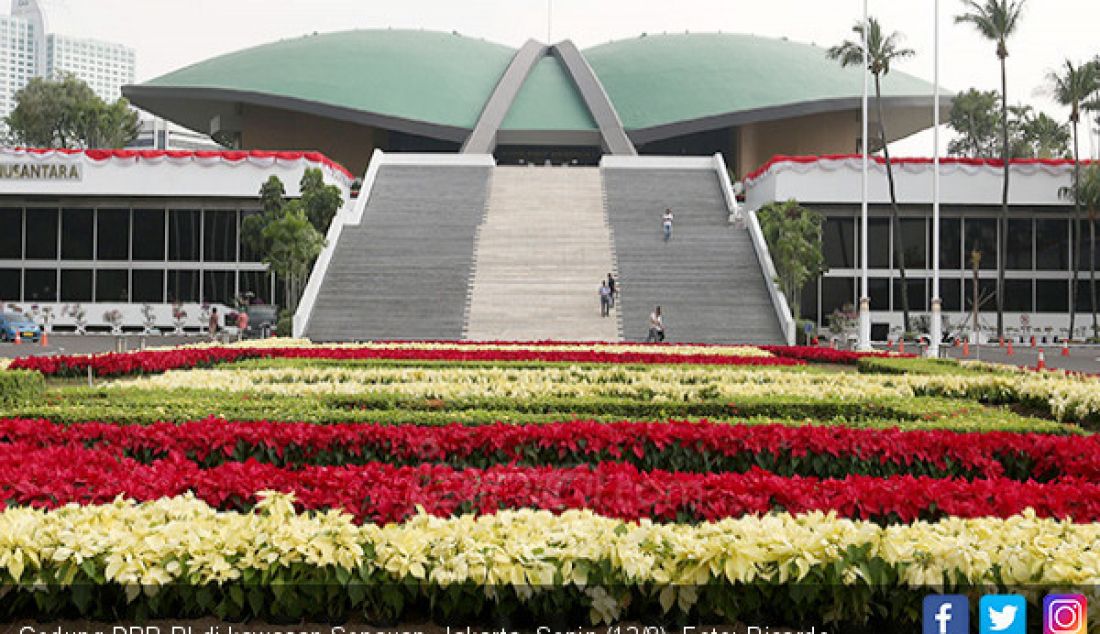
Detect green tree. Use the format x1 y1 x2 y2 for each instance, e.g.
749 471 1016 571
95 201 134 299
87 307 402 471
4 74 138 148
241 176 288 257
1046 58 1100 338
1060 164 1100 339
956 0 1027 338
828 16 916 330
947 89 1039 157
298 168 344 233
757 200 827 321
261 204 326 314
1019 111 1070 158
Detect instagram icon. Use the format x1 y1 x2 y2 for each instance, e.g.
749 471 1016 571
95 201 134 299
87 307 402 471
1044 594 1087 634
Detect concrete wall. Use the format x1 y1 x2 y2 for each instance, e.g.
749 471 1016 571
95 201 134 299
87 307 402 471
241 104 387 177
736 110 859 177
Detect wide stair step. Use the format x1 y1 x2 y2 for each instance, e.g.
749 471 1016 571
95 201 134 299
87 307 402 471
602 168 784 344
464 166 621 341
303 165 490 341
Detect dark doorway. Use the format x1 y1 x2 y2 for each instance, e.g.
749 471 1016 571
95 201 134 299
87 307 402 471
494 145 602 166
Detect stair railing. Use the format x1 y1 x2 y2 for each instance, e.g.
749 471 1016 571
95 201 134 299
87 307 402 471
713 153 796 345
293 148 384 337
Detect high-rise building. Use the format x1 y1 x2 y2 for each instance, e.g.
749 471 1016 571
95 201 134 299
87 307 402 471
1 0 135 125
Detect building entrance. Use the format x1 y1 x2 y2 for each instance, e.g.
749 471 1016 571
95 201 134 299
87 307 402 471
494 145 602 166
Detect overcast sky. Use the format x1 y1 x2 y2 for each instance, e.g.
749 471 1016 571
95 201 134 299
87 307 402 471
19 0 1100 157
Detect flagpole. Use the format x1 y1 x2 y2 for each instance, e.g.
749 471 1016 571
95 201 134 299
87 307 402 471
858 0 872 350
929 0 943 357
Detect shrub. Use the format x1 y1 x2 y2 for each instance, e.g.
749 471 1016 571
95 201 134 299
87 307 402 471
0 370 44 406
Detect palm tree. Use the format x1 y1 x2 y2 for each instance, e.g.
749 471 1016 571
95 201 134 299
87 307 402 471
1061 165 1100 339
1046 60 1100 338
828 17 916 332
955 0 1026 339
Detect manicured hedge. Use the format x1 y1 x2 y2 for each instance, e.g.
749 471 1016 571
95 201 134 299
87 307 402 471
0 370 44 406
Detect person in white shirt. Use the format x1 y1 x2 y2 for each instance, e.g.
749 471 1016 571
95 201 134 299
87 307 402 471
661 209 674 242
647 306 664 342
599 281 612 317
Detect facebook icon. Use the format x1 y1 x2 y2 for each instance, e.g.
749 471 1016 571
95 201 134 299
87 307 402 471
924 595 970 634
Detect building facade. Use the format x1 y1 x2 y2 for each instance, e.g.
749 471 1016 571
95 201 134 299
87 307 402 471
1 0 135 126
744 155 1100 342
0 147 352 332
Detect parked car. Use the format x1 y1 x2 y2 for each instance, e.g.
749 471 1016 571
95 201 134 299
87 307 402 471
0 312 42 343
242 305 278 339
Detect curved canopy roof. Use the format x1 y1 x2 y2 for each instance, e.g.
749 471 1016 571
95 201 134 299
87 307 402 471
126 29 942 147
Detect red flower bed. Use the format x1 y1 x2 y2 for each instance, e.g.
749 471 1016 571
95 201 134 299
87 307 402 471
0 418 1085 481
760 346 905 364
1 443 1096 524
9 345 806 377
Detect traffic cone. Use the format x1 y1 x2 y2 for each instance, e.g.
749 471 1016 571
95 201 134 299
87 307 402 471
1036 349 1046 371
999 336 1005 348
1062 339 1070 357
1030 335 1037 348
962 340 970 357
40 331 48 347
898 340 906 354
1006 341 1014 356
13 331 20 345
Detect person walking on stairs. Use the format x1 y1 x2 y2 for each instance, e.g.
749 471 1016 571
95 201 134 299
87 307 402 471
647 306 665 342
661 208 674 242
607 273 617 308
599 280 612 317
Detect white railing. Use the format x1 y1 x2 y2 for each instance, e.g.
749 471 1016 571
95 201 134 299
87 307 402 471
713 153 796 345
293 148 383 337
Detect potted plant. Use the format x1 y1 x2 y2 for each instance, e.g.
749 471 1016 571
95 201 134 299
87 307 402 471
171 302 187 335
63 304 87 335
103 309 124 336
141 304 157 335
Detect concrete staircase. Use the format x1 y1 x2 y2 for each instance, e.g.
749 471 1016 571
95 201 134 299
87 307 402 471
303 165 490 341
464 166 621 341
602 168 784 344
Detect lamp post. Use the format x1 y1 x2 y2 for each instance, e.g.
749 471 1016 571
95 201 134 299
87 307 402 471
858 0 872 350
929 0 943 357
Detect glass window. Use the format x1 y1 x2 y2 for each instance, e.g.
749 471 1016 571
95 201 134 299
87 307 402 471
167 270 198 302
821 277 855 317
868 278 889 310
940 278 962 312
964 218 998 270
96 209 130 261
823 217 855 269
1036 280 1068 313
0 208 22 259
132 210 165 261
203 210 237 262
1076 280 1098 315
238 270 272 305
95 269 128 302
60 269 92 301
25 209 58 259
799 280 819 322
203 270 235 304
1005 219 1033 270
965 279 997 312
898 219 927 269
61 208 94 260
1036 219 1069 271
893 278 927 312
864 218 890 268
132 270 163 303
24 269 56 301
1077 219 1100 270
939 218 962 270
0 268 20 300
168 210 200 261
1003 279 1033 312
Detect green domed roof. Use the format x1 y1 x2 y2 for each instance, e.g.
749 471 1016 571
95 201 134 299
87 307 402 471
142 29 516 130
583 32 936 131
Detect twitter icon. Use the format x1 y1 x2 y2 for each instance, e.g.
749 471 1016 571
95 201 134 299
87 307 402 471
981 594 1027 634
